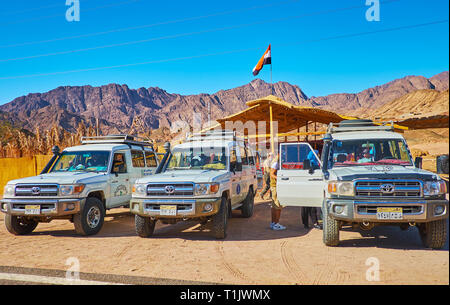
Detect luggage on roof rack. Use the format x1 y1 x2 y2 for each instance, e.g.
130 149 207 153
80 134 154 148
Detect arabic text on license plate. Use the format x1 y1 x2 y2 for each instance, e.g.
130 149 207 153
376 207 403 220
160 205 177 216
25 205 41 215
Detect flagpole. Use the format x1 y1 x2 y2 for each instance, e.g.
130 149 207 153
270 61 273 95
270 46 273 95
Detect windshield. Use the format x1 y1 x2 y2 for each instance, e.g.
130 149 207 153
168 146 228 170
330 138 412 168
50 151 110 173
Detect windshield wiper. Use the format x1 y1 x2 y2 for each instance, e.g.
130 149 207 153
169 166 192 170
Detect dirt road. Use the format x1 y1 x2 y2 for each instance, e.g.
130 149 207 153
0 199 448 285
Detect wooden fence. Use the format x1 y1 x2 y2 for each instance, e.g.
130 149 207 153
0 155 52 195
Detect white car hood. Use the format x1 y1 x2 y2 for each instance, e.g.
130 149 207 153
8 171 107 185
137 169 228 184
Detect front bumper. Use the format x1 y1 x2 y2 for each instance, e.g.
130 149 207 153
326 198 449 223
0 198 83 217
130 197 222 218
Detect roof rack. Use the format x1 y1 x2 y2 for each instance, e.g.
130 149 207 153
327 120 395 134
80 134 154 148
185 130 248 143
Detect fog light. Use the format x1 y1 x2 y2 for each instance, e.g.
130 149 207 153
203 203 213 212
434 205 445 216
334 205 344 214
66 203 75 211
1 203 6 211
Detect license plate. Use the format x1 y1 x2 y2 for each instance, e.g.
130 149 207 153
160 205 177 216
25 205 41 215
376 207 403 220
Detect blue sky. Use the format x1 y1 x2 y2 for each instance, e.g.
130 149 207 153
0 0 448 105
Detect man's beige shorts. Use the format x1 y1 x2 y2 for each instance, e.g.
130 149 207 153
270 186 283 210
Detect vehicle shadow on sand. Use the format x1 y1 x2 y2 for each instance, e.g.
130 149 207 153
337 219 449 251
141 203 311 241
28 202 312 241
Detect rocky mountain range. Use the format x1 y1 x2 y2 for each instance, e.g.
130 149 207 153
0 71 448 134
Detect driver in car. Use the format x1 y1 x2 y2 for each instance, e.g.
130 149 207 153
87 154 107 168
357 147 374 163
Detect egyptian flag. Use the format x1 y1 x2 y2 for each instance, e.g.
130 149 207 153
252 44 271 76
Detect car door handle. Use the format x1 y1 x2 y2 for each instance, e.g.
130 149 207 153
281 177 289 181
308 178 323 181
111 180 118 183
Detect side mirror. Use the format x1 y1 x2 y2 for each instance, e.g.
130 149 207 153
414 157 422 169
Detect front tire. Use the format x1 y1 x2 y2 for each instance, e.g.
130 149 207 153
212 197 229 239
135 215 156 238
73 197 105 236
5 214 38 235
419 219 447 249
322 203 340 246
241 187 254 218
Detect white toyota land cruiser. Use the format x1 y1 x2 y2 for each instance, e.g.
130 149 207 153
1 135 159 236
277 120 448 249
130 130 258 239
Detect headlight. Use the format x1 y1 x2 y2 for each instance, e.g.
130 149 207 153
194 184 208 196
424 181 447 196
3 184 15 197
328 181 354 196
194 183 219 196
132 184 147 196
59 184 85 196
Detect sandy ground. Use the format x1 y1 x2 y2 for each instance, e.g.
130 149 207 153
0 198 448 285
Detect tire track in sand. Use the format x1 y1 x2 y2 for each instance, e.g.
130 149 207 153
215 242 254 284
312 246 337 285
280 240 309 284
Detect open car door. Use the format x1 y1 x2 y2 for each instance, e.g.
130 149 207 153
277 143 325 207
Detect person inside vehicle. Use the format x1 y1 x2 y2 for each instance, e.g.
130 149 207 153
87 154 107 168
113 153 126 173
357 146 374 163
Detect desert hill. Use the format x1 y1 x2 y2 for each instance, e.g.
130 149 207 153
0 72 448 135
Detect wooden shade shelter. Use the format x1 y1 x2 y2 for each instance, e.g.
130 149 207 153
207 95 409 153
213 95 353 152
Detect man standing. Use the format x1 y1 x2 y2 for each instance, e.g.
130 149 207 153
270 154 286 230
259 152 273 200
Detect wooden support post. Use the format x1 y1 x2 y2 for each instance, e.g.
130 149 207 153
314 122 317 150
270 103 274 153
305 121 309 142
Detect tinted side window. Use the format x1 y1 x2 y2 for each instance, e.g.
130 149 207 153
145 151 157 167
280 144 320 170
247 149 255 165
131 150 145 168
240 147 248 166
112 153 127 173
230 146 242 172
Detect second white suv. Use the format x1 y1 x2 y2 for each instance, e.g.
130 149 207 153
130 130 259 239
